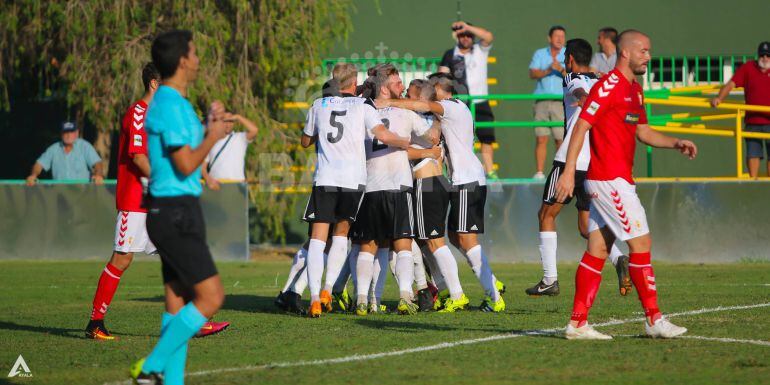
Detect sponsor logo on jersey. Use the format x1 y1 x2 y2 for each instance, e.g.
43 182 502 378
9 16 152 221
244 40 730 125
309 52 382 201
624 113 640 124
586 101 600 116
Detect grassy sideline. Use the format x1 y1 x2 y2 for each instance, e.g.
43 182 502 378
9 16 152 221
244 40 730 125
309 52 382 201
0 260 768 385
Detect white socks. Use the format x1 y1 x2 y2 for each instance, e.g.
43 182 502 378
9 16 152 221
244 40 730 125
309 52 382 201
412 242 428 290
323 236 349 292
307 239 326 301
283 247 307 293
608 243 624 266
373 248 390 304
433 245 464 300
355 252 374 305
465 245 499 301
539 231 558 283
395 250 414 300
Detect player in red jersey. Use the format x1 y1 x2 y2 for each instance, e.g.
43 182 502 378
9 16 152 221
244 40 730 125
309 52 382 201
554 30 697 340
85 63 229 339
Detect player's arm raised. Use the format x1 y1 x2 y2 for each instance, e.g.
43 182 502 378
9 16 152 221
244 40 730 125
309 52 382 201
376 98 445 116
637 124 697 159
554 118 592 203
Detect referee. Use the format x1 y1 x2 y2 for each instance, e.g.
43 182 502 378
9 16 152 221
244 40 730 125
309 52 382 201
130 30 231 384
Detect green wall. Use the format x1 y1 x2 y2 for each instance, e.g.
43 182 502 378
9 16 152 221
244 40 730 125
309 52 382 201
330 0 768 178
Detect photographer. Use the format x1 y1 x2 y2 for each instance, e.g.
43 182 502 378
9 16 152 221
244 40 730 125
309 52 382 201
439 21 497 179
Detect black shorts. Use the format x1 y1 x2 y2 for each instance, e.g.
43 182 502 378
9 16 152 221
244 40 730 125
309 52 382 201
351 189 414 241
448 182 486 233
413 175 450 239
473 101 496 144
302 185 365 223
542 161 591 211
146 196 218 287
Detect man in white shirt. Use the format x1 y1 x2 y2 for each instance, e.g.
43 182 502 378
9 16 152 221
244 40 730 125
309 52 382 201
439 21 497 179
526 38 630 298
299 63 409 318
377 72 505 313
349 64 437 316
201 114 259 189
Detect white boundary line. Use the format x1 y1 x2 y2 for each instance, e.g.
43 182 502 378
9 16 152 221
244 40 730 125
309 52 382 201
616 334 770 347
104 302 770 385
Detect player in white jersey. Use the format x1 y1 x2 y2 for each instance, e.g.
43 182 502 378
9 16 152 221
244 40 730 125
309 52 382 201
299 63 410 318
376 73 505 313
403 79 472 312
349 64 438 315
526 38 632 297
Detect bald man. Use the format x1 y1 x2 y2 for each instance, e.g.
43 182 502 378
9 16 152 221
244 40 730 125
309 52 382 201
554 30 698 340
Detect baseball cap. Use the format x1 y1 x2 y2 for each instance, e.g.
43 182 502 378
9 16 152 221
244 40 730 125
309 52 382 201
61 121 77 132
758 41 770 56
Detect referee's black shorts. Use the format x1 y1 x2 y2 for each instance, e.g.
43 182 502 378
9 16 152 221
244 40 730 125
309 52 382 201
146 195 218 288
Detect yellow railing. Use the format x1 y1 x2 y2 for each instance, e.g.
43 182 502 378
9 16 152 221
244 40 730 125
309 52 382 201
645 95 770 178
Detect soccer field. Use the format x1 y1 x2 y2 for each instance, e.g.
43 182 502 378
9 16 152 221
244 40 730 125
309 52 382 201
1 259 768 385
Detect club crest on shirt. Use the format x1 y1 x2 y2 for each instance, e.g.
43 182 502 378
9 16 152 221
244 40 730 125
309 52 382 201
133 134 143 147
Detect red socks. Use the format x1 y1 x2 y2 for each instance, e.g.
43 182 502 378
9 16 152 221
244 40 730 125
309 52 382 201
629 252 661 323
90 263 124 321
571 252 606 326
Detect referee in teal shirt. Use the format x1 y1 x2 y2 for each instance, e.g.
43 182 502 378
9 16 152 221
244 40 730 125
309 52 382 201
129 30 230 385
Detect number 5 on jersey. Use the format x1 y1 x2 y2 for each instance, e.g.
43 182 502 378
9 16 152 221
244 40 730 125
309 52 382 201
328 110 346 143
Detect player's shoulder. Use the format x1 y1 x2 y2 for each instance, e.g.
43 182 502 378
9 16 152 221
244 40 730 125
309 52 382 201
590 70 624 98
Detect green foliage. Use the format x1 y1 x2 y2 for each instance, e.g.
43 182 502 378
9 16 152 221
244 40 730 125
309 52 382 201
0 0 353 242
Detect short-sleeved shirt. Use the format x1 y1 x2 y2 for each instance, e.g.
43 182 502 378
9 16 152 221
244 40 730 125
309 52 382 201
145 85 205 197
440 43 492 104
554 72 599 171
731 60 770 125
438 99 486 186
116 100 149 212
579 69 648 184
36 138 101 180
303 95 383 190
590 52 617 75
206 131 251 181
529 46 566 95
365 107 431 192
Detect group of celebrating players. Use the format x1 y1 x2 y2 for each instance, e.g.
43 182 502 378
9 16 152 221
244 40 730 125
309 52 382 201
275 28 698 342
79 26 699 385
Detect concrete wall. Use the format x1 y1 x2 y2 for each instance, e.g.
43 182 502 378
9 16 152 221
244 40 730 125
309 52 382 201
0 183 249 260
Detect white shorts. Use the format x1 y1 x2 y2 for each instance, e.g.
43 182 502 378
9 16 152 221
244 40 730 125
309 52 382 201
585 178 650 242
114 211 156 254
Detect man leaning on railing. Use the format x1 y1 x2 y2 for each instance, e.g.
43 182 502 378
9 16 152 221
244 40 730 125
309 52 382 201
26 121 104 186
712 41 770 177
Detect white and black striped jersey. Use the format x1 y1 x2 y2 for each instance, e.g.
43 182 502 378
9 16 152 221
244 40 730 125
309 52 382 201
364 107 431 192
437 99 486 186
554 72 599 171
303 95 383 189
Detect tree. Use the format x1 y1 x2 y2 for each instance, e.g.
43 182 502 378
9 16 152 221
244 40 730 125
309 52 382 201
0 0 353 242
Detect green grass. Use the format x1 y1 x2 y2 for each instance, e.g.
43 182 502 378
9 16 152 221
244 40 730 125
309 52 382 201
1 260 769 385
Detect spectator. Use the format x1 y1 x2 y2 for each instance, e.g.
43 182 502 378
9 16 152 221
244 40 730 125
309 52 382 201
590 27 618 76
201 113 259 189
712 41 770 177
529 25 567 179
438 21 498 179
26 121 103 185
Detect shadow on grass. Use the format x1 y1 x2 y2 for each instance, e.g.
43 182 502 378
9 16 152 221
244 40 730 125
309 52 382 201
0 320 146 340
132 294 284 315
